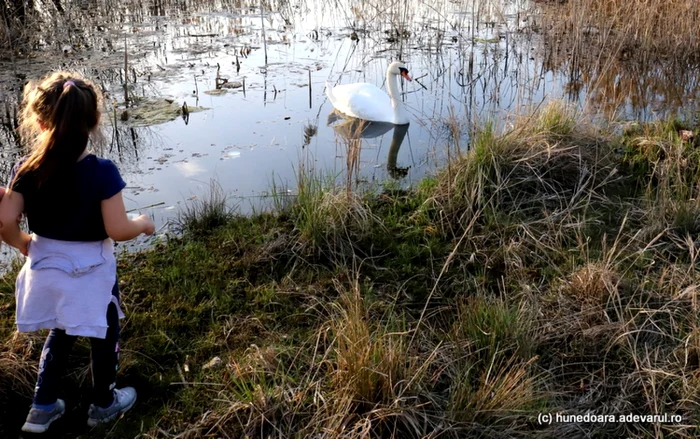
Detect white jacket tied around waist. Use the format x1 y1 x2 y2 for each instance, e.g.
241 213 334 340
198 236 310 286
15 234 124 339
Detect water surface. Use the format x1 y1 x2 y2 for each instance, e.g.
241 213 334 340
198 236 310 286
1 0 698 256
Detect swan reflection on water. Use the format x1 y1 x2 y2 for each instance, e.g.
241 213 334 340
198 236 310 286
327 111 410 179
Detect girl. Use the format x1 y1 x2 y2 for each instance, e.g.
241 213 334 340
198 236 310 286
0 71 155 434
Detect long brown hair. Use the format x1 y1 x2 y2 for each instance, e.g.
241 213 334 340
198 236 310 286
15 71 102 188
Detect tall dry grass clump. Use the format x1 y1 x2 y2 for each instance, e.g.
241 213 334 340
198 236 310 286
0 332 37 415
424 101 622 263
275 165 383 258
321 279 442 438
173 276 550 438
621 119 700 250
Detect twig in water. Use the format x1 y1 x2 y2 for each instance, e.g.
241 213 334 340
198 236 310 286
414 77 428 90
155 220 171 234
308 69 312 108
111 103 120 152
124 36 129 105
126 201 166 213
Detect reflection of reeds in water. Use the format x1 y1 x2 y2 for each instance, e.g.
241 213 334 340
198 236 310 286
553 0 700 60
1 101 18 133
330 112 413 184
0 98 25 183
540 0 700 117
340 120 368 197
101 107 162 171
0 124 21 187
1 0 39 50
585 57 700 119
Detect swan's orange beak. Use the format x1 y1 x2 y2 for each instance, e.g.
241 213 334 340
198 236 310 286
400 70 412 81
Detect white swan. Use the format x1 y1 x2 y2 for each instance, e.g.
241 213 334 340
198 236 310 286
326 61 412 125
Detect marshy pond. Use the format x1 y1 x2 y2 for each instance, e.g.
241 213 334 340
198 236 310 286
1 0 699 252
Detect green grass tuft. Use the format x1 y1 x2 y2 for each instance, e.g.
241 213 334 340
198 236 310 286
177 180 233 236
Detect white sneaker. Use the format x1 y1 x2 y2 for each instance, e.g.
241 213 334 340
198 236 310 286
21 399 66 434
87 387 137 427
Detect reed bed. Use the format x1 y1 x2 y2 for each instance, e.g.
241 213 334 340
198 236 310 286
538 0 700 116
550 0 700 59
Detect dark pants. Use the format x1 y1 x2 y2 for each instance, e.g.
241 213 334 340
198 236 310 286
33 281 120 408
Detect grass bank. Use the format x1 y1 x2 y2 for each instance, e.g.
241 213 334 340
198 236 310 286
2 103 700 438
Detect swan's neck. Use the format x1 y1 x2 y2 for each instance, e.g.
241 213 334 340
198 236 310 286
386 72 409 125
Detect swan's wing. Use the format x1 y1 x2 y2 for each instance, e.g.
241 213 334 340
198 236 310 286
327 83 394 123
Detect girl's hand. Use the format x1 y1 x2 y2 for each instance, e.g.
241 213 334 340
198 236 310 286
136 214 156 235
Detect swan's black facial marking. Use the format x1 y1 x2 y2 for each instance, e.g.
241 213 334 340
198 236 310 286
399 67 412 81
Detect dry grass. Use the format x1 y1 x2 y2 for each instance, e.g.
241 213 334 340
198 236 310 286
424 101 622 278
448 296 541 430
418 101 700 437
159 277 448 439
0 332 37 414
566 262 618 308
3 102 700 438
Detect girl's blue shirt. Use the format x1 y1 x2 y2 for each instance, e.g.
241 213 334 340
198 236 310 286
9 154 126 241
